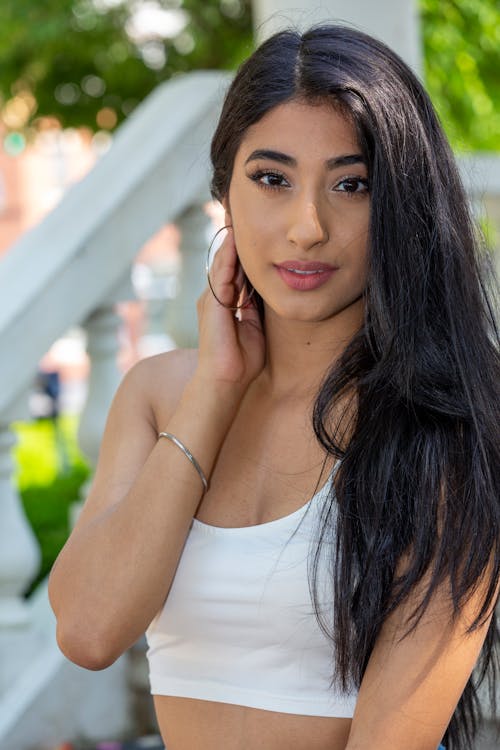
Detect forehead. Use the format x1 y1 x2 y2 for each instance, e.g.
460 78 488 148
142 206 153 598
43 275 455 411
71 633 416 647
235 99 360 163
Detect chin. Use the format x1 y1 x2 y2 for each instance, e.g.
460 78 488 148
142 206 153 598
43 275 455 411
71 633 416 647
262 292 366 325
265 300 340 323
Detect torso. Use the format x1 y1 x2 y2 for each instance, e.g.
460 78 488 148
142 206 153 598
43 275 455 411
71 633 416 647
148 349 353 750
153 696 352 750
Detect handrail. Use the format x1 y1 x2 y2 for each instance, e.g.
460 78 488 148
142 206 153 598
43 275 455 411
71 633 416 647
0 70 230 415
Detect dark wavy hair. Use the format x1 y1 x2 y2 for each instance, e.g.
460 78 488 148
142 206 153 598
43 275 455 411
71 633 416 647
209 24 500 750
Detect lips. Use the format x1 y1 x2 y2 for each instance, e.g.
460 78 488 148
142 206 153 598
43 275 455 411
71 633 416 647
275 260 338 291
277 260 337 273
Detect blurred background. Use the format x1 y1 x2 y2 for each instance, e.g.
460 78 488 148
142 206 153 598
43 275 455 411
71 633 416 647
0 1 498 748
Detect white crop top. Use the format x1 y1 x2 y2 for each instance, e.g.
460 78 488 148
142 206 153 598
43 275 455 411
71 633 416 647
145 465 358 717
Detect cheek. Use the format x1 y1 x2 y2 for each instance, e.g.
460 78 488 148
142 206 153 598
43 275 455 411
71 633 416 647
232 226 258 275
340 225 369 291
355 239 370 281
231 208 276 268
337 214 370 263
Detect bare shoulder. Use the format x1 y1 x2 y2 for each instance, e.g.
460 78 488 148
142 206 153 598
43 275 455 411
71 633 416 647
130 347 199 430
70 348 198 532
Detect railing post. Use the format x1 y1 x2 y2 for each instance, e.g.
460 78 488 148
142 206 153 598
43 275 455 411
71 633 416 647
77 305 123 470
72 276 136 527
167 202 213 348
131 250 179 358
0 400 41 627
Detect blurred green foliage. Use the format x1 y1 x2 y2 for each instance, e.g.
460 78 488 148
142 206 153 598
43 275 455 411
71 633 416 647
13 416 90 594
0 0 497 150
420 0 500 151
0 0 253 132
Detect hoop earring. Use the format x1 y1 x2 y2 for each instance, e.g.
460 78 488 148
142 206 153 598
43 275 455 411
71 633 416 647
206 224 255 310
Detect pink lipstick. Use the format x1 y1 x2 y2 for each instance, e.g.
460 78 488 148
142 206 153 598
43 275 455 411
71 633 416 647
275 260 338 291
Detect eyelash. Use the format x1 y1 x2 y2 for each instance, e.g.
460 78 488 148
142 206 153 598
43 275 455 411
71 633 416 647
248 169 369 195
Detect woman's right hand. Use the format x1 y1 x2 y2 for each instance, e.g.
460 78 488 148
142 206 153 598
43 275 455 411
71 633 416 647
195 226 266 396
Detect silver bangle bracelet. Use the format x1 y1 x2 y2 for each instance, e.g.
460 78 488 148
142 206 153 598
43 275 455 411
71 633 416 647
158 431 209 494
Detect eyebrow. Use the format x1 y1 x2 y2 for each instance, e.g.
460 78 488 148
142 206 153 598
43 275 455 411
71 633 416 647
244 149 365 169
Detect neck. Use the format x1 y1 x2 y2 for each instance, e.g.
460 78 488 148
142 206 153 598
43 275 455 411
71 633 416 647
256 298 365 399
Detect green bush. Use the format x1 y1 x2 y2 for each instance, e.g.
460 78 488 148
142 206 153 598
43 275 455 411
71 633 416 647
12 415 91 595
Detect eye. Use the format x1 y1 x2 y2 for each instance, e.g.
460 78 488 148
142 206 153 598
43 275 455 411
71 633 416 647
335 177 369 195
248 169 289 192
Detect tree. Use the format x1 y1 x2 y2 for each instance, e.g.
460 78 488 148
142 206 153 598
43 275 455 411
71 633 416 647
0 0 498 152
0 0 253 133
420 0 500 151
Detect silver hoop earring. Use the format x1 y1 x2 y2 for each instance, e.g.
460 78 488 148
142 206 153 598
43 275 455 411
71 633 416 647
206 224 255 310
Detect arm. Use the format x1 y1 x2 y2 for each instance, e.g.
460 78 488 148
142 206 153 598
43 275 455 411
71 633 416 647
48 353 243 669
344 564 498 750
48 227 265 670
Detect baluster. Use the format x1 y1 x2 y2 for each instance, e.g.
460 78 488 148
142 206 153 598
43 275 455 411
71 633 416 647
167 202 214 348
0 402 41 627
72 277 135 527
77 305 122 470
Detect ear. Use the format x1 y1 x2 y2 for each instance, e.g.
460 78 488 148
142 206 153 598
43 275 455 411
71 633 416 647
221 196 232 228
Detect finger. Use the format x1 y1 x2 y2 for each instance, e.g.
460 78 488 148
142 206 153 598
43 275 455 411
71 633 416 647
210 228 237 275
238 288 262 329
209 230 240 307
234 263 245 301
196 285 210 315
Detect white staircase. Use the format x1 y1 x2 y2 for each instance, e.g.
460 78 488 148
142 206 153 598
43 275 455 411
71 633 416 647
0 69 230 748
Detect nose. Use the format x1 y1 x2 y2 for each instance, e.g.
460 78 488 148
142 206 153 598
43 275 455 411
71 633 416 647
286 199 329 250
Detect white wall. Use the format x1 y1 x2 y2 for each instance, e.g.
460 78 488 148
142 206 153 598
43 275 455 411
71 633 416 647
252 0 422 74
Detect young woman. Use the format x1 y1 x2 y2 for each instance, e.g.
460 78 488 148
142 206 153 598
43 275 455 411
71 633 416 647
48 24 499 750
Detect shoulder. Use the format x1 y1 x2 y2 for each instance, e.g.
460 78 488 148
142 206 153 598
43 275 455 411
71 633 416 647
124 348 199 432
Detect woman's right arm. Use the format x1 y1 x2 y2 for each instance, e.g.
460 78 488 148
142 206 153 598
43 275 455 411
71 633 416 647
48 227 265 670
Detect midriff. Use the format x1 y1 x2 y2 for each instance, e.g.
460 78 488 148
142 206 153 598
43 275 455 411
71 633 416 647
153 695 352 750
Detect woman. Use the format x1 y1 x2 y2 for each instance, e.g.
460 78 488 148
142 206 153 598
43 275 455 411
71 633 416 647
48 24 499 750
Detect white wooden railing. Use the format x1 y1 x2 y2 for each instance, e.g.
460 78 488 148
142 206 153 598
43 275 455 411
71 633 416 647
0 62 499 746
0 69 230 748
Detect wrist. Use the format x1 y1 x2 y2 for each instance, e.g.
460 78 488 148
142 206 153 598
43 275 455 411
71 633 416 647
161 377 243 488
186 373 247 412
170 376 243 446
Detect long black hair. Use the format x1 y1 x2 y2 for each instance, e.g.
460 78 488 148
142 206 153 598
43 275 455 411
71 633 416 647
209 24 500 749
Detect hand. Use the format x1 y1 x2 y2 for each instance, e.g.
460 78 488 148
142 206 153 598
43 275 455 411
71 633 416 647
195 227 266 395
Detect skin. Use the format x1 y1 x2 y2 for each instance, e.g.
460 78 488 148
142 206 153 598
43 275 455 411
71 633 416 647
48 99 496 750
225 98 370 396
152 100 369 749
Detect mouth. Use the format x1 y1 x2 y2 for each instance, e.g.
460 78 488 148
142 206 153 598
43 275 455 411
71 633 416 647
284 268 324 275
277 260 337 272
275 261 338 291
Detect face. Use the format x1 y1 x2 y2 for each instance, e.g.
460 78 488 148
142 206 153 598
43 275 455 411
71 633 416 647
222 98 370 324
